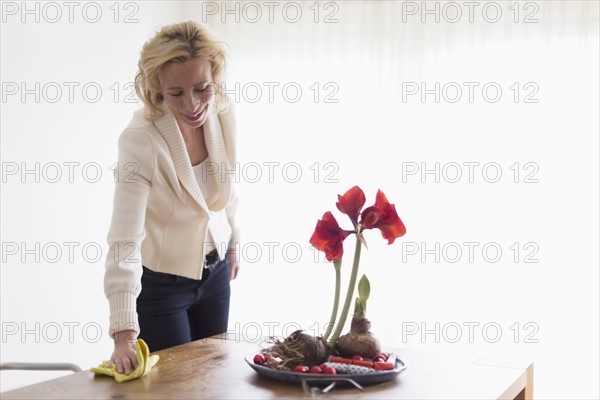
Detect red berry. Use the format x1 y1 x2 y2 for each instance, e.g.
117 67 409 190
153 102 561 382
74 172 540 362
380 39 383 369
253 354 266 365
322 366 337 375
309 366 323 374
374 356 386 362
293 365 309 373
351 355 363 361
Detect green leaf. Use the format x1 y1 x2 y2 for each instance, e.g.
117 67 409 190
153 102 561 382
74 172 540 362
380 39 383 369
358 274 370 302
354 297 366 316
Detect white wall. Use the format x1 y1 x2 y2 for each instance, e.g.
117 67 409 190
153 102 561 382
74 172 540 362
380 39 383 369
1 1 599 398
0 1 188 391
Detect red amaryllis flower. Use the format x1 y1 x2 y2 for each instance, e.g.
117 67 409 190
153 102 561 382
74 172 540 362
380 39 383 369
360 190 406 244
310 211 353 261
336 186 366 227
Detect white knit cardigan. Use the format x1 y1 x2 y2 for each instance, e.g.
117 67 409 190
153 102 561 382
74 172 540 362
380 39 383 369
104 102 239 337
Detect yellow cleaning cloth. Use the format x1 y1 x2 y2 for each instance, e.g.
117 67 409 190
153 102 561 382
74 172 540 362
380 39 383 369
91 339 159 383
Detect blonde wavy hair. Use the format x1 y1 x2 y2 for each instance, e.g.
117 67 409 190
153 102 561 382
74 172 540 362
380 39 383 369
135 21 229 120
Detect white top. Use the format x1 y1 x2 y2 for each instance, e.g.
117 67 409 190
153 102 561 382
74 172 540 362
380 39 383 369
193 156 218 207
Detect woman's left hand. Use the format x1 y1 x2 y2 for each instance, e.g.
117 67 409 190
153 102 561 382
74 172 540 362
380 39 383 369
227 248 239 280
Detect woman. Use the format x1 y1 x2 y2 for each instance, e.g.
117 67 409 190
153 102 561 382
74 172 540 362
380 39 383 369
104 20 240 375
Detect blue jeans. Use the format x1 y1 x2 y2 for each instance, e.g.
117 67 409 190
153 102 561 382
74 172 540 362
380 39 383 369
137 257 231 351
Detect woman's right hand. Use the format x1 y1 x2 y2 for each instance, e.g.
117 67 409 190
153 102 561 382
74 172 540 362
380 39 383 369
110 330 139 374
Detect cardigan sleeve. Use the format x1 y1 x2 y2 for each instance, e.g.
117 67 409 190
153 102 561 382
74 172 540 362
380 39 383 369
226 184 240 246
104 128 154 338
219 102 241 246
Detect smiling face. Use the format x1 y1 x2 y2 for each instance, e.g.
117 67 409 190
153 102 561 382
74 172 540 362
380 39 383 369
158 57 216 132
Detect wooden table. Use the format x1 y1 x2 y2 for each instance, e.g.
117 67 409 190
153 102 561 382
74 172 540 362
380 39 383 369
1 336 533 399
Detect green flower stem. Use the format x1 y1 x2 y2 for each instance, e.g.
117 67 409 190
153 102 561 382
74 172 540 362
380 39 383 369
323 260 341 341
328 235 363 348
